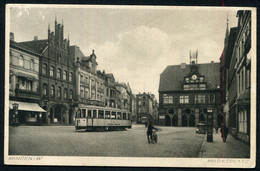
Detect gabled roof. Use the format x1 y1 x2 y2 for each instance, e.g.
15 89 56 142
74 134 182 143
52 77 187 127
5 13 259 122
19 39 48 53
159 62 220 92
10 40 40 56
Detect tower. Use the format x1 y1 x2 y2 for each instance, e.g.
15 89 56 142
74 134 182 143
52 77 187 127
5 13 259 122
190 50 198 64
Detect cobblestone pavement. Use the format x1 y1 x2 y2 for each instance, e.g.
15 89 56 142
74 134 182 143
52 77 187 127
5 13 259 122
9 124 206 157
199 131 250 158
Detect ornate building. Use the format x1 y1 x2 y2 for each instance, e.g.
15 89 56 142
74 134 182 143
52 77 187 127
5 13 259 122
9 33 46 125
158 52 221 127
222 10 251 144
19 19 75 125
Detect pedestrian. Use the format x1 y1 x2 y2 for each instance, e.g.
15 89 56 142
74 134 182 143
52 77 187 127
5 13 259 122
145 121 148 128
215 126 218 133
147 122 156 143
220 124 228 142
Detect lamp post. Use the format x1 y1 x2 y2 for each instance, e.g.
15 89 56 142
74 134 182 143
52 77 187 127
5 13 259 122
207 108 213 142
12 103 19 127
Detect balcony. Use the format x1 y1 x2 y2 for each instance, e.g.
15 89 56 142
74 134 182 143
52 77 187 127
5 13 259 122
15 89 40 100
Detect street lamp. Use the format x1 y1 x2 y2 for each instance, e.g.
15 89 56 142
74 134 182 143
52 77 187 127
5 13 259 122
207 108 213 142
12 103 19 127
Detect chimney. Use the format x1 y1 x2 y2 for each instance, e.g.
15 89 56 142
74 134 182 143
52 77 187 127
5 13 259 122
10 32 14 41
211 61 214 64
181 63 186 69
34 36 38 41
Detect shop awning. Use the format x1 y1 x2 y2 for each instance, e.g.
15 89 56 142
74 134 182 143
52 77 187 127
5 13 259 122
9 101 46 112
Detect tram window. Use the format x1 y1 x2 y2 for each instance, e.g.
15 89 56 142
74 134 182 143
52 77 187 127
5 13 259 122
93 110 97 118
128 113 130 120
76 109 81 118
111 111 116 119
87 110 91 118
123 113 126 120
117 112 121 119
82 109 86 118
105 111 110 119
98 110 104 118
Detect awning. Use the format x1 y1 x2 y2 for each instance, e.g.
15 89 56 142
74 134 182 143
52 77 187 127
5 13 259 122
9 101 46 112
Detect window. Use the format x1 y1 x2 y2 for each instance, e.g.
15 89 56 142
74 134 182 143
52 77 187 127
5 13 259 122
199 84 206 90
81 75 84 82
123 113 126 119
143 102 145 106
93 110 97 118
199 77 204 82
42 63 47 75
87 110 92 118
209 94 215 103
50 66 54 77
111 112 116 119
82 109 86 118
30 59 35 70
180 95 189 103
85 77 89 83
43 84 47 95
138 101 141 105
98 110 104 118
195 94 205 103
69 89 73 99
69 72 73 82
80 87 84 99
57 68 61 78
117 112 121 119
100 93 103 101
50 85 55 97
85 88 89 99
63 70 67 80
19 55 24 67
184 85 189 90
105 111 110 119
57 87 61 99
64 88 67 99
91 90 95 99
185 78 189 83
163 94 173 104
10 52 13 64
239 110 247 133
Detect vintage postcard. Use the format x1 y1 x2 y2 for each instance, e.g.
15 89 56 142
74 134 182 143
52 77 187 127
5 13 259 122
4 4 256 168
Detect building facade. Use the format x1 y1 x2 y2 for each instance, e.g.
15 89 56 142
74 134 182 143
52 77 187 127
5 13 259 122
222 10 251 144
9 34 46 125
158 53 222 127
19 19 75 125
136 92 158 124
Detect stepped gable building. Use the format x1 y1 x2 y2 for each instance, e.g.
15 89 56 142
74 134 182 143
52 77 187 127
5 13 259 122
221 10 251 144
158 52 222 127
9 33 46 125
19 19 75 125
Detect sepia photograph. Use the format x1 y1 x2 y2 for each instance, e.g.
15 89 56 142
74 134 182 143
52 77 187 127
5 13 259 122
4 4 256 168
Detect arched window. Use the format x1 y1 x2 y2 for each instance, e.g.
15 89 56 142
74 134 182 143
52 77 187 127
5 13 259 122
30 59 35 70
64 88 67 99
50 66 54 77
57 87 61 99
19 55 24 67
63 70 67 80
69 89 73 99
50 85 55 97
69 72 73 82
43 84 47 95
57 68 61 78
42 63 47 75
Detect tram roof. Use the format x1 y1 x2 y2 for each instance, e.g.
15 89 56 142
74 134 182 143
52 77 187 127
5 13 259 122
79 105 129 112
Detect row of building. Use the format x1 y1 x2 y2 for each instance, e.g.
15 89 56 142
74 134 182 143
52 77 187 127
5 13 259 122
157 10 252 144
9 19 137 125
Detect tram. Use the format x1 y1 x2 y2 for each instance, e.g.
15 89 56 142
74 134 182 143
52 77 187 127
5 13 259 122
75 105 132 131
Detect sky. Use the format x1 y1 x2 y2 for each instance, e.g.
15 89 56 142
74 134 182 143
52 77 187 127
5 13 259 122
8 5 240 100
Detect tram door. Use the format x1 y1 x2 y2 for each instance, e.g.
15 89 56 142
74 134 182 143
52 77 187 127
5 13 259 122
87 109 93 127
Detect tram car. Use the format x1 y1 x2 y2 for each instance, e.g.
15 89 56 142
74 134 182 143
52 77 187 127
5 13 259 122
75 105 132 131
